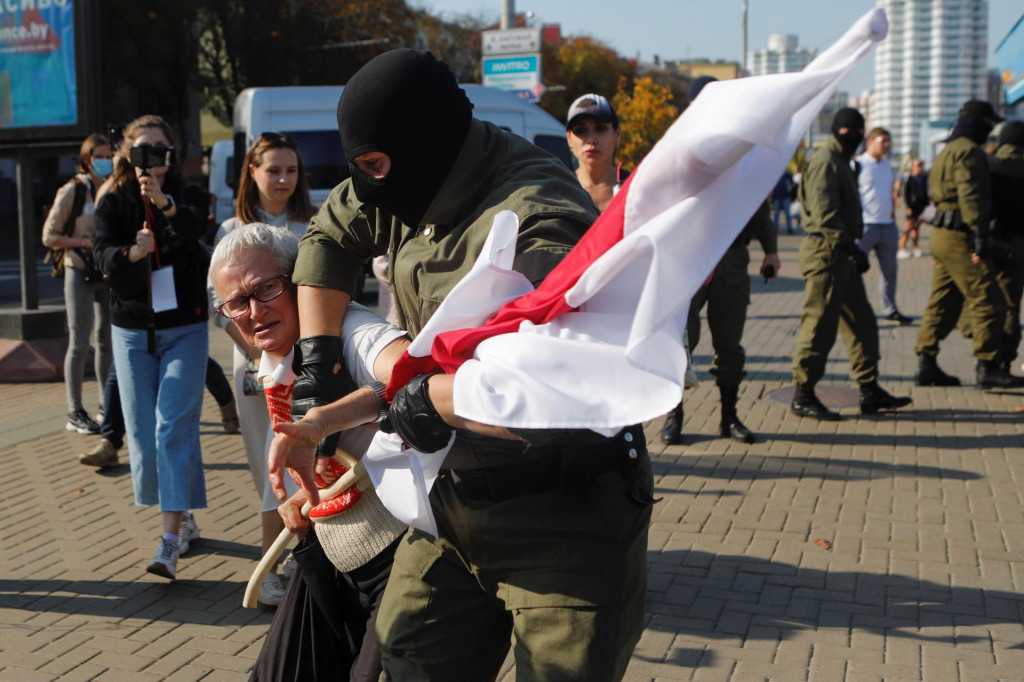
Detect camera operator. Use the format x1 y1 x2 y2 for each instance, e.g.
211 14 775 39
93 115 209 581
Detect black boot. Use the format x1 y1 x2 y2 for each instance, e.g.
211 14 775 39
915 353 961 387
859 382 912 414
790 386 842 421
976 360 1024 389
660 403 683 445
719 385 754 443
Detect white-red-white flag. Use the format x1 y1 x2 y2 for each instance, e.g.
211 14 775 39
368 9 889 535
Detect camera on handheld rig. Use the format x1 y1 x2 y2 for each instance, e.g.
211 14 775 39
128 144 175 176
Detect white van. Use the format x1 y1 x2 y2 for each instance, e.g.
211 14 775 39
211 84 571 224
208 139 235 225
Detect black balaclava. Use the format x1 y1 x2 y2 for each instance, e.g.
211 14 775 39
950 118 994 146
337 49 473 226
949 99 999 146
687 76 717 102
830 107 865 158
997 120 1024 148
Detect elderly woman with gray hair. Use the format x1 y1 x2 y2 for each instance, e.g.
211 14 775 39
209 222 408 682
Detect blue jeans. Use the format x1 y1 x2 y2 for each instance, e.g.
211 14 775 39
112 322 208 511
773 198 792 233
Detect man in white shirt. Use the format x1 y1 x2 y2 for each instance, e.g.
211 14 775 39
857 128 912 324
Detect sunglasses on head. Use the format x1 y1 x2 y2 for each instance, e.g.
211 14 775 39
257 132 297 147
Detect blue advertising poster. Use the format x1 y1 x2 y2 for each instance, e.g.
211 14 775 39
0 0 77 129
996 14 1024 106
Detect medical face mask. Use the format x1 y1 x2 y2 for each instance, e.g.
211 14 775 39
91 158 113 178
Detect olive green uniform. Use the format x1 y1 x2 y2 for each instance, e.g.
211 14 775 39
914 136 1005 361
687 199 777 387
989 142 1024 362
294 120 654 682
792 137 880 389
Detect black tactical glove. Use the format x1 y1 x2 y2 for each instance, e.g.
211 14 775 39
291 336 358 457
842 241 870 274
971 229 991 261
380 373 453 453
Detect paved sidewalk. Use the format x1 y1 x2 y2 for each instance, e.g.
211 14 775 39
2 231 1023 681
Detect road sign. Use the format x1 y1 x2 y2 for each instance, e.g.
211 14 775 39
482 54 541 95
482 28 542 56
510 82 547 102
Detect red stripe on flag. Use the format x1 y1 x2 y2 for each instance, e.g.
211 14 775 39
386 172 635 401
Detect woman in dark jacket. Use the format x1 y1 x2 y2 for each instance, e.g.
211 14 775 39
93 114 208 581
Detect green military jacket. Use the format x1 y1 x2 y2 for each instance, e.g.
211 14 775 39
989 143 1024 238
928 135 991 231
798 136 863 244
732 199 777 256
293 120 599 468
294 119 597 337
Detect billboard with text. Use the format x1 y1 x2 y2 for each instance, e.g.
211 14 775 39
996 13 1024 106
0 0 77 129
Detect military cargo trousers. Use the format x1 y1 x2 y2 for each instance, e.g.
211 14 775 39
914 227 1006 362
992 234 1024 362
375 446 653 682
792 233 880 389
687 242 751 388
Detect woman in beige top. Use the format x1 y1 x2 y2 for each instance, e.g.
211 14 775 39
42 133 114 435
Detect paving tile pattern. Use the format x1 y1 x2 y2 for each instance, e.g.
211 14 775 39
2 231 1023 681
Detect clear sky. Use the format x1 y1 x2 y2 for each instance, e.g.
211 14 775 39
414 0 1022 96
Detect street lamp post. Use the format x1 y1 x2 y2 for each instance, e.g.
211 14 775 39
741 0 748 75
501 0 514 29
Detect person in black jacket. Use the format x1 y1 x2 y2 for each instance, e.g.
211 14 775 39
898 158 928 258
93 115 209 581
988 121 1024 371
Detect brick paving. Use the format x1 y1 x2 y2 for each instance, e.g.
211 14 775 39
2 230 1023 681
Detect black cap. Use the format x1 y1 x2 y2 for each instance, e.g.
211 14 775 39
566 94 618 129
998 120 1024 147
958 99 1003 123
688 76 718 102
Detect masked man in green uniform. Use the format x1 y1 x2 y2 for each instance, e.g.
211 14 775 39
660 75 782 445
790 108 911 420
285 50 654 682
914 100 1024 389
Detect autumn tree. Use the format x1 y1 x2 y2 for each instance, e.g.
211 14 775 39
539 36 633 122
612 76 678 171
196 0 295 127
99 1 204 161
195 0 483 127
415 12 487 83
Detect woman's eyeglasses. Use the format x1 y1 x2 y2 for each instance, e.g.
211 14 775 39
217 274 290 319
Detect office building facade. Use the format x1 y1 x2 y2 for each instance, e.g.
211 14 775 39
874 0 989 158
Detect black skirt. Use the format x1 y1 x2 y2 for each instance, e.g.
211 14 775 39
248 527 400 682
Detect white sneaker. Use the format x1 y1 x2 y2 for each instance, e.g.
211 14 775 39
896 249 910 260
178 512 200 555
912 248 923 258
281 552 297 581
258 573 286 607
146 538 178 580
